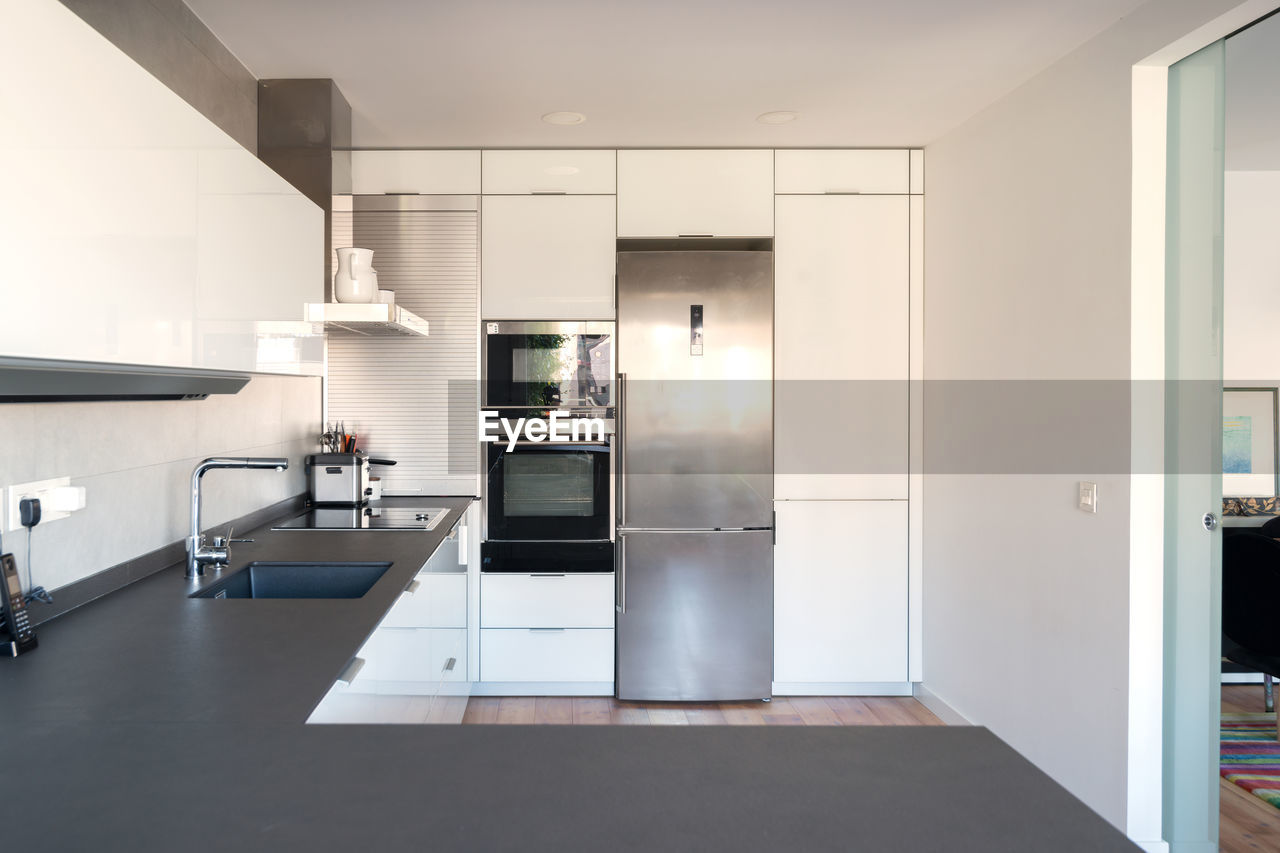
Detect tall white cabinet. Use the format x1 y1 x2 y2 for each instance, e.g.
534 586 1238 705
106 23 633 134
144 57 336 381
772 149 922 695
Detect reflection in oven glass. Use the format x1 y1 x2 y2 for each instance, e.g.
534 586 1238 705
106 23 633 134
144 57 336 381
503 454 595 517
505 333 611 407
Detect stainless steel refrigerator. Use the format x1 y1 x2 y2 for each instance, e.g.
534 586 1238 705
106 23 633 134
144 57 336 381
615 250 773 701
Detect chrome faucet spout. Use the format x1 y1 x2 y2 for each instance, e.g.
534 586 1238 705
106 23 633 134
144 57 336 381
186 457 289 580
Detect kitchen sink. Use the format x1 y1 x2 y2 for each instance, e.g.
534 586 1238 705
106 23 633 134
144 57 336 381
189 561 392 599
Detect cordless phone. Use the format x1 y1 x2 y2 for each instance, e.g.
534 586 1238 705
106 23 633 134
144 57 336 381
1 553 37 656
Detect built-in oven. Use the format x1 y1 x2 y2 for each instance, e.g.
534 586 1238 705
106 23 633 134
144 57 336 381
482 320 614 413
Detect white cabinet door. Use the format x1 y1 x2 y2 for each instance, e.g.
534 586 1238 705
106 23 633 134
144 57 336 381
480 574 615 628
351 150 481 194
774 194 909 500
774 500 908 684
480 628 614 682
616 150 773 237
381 573 467 629
481 195 615 319
482 150 616 194
774 150 910 194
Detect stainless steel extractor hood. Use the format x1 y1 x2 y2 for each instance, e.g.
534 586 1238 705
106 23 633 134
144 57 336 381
0 356 249 402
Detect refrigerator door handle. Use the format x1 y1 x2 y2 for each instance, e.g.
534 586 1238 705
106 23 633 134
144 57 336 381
616 371 627 527
616 533 626 614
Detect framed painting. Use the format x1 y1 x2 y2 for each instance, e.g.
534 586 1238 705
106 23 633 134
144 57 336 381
1223 387 1279 497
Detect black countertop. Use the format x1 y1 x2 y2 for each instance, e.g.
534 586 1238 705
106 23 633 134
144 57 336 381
0 495 1139 852
0 496 474 725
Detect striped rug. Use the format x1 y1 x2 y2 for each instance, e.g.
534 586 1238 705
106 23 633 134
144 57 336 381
1221 713 1280 809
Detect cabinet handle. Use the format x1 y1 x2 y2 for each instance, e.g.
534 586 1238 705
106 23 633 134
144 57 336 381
530 573 565 578
617 372 626 526
823 190 862 195
678 233 713 238
404 580 421 595
457 523 468 564
443 657 457 672
337 657 365 685
529 628 566 633
531 190 568 195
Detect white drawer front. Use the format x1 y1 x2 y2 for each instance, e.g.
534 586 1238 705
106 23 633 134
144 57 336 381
774 149 910 195
381 573 467 628
481 573 614 628
482 150 616 194
480 628 614 682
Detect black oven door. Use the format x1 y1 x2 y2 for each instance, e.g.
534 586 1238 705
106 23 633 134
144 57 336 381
487 441 611 541
483 321 613 409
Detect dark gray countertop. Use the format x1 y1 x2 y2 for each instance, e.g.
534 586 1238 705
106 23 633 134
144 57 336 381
0 494 1139 852
0 495 474 725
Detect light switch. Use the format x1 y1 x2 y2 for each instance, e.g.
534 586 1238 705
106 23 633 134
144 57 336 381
1078 481 1098 513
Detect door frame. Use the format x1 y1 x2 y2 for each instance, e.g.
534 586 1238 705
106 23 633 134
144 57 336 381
1129 3 1279 849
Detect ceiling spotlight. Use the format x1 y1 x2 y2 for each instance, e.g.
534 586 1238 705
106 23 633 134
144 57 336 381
541 111 586 126
756 111 799 125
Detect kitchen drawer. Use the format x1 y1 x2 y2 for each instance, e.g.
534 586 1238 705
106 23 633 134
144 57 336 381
381 573 467 628
481 573 614 628
422 521 466 573
364 627 465 688
480 628 614 682
482 150 616 194
774 150 910 195
351 150 481 194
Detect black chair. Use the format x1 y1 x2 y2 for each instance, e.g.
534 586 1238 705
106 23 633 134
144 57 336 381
1258 516 1280 539
1222 532 1280 731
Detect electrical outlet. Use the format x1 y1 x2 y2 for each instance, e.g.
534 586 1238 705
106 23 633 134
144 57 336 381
1078 481 1098 514
7 478 72 531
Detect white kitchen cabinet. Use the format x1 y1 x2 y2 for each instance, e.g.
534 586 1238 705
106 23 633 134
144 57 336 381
480 628 614 682
481 195 616 319
482 150 616 194
480 573 614 628
774 149 910 195
381 573 467 629
0 1 323 376
773 500 908 687
351 150 481 194
616 150 773 237
774 194 909 500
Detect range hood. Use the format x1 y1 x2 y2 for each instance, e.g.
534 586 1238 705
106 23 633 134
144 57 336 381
0 356 249 402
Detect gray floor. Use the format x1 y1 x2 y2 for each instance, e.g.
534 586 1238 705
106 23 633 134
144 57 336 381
6 723 1139 852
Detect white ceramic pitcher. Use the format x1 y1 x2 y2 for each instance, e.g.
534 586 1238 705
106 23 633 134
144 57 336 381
334 247 376 303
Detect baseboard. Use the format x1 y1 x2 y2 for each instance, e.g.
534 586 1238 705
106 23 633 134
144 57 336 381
1131 841 1169 853
1221 672 1267 684
772 682 913 697
912 683 974 726
470 682 614 697
26 493 307 626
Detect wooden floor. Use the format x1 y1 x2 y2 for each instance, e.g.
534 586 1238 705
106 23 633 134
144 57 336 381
1221 683 1280 853
460 695 944 726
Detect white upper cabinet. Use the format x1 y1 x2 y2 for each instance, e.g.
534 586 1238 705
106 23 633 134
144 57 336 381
774 500 908 685
616 150 773 237
482 150 616 194
774 149 910 194
482 195 616 319
0 0 323 376
351 150 481 194
910 149 924 194
774 194 909 499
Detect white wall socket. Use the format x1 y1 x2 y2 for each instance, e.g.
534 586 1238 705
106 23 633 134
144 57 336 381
1078 481 1098 514
7 477 75 532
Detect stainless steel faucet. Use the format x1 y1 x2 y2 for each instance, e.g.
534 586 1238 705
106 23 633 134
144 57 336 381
187 457 288 579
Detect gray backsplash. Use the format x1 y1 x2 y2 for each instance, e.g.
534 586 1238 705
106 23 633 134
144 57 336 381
0 373 320 593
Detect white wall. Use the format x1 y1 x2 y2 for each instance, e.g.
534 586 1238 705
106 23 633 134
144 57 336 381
923 0 1244 836
0 374 319 593
1225 170 1280 383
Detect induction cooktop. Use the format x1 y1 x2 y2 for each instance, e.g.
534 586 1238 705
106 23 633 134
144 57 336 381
271 505 450 532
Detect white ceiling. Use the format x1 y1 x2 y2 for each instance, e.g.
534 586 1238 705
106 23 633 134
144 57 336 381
187 0 1151 149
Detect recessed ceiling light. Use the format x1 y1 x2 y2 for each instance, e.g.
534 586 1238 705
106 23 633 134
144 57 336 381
756 111 799 125
542 111 586 126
